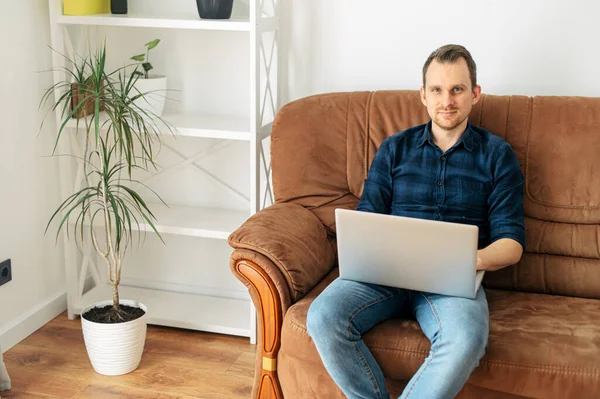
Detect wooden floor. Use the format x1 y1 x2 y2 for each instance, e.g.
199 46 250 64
1 312 256 398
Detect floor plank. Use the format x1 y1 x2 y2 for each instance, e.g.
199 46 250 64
72 384 199 399
4 344 99 380
1 368 87 398
225 351 256 379
102 360 253 398
1 312 256 398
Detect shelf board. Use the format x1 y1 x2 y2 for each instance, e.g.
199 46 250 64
162 112 251 140
71 204 249 240
66 111 252 140
75 285 251 337
144 204 249 239
57 13 252 31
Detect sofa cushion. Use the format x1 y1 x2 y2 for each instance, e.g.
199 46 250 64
280 269 600 399
523 96 600 225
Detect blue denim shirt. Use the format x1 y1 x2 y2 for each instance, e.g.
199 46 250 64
356 121 526 250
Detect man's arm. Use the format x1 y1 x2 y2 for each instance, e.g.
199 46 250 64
477 238 523 271
356 137 394 214
479 142 526 271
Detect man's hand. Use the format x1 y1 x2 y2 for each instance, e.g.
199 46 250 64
476 238 523 271
476 254 485 271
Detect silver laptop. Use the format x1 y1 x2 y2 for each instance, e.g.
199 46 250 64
335 208 485 299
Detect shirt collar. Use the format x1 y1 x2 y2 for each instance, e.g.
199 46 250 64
417 121 476 152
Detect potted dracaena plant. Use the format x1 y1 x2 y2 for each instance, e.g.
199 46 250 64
129 39 167 117
40 42 173 376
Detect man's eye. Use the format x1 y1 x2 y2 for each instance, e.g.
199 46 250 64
453 87 463 93
432 88 441 93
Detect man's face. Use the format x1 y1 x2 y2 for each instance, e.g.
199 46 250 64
420 58 481 132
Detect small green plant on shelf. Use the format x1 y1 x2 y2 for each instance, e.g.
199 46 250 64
130 39 160 79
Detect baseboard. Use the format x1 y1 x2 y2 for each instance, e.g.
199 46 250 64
0 292 67 353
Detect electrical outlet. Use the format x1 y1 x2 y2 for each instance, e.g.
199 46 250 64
0 259 12 287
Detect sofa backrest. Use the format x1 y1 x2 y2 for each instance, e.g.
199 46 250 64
271 91 600 300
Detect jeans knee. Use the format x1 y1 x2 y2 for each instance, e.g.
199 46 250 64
306 298 329 338
472 334 487 360
307 295 350 341
440 328 488 366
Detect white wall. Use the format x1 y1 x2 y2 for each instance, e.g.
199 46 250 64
283 0 600 101
0 1 65 351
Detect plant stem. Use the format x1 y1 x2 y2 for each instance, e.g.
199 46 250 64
91 229 106 256
112 281 120 310
98 141 121 312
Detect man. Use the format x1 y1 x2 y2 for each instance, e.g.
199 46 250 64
306 44 525 399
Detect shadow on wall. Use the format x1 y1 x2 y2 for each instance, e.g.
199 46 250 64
280 0 316 102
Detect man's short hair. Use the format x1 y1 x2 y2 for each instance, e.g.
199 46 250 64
422 44 477 89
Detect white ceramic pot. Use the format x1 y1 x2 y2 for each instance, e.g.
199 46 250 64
81 299 147 376
131 75 167 117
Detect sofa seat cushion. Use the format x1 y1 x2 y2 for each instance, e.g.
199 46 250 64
280 270 600 398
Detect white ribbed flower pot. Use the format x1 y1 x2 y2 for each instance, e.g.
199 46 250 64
131 75 167 117
81 299 147 376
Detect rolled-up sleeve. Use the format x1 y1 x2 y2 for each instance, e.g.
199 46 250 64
488 142 526 250
356 137 394 215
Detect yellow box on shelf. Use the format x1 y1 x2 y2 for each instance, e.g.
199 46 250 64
63 0 110 16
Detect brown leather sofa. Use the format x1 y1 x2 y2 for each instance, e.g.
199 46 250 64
228 91 600 398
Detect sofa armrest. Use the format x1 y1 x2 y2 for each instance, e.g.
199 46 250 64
228 202 336 303
230 252 288 399
228 203 336 399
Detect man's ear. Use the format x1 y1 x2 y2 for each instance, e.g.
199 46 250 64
420 86 427 106
472 85 482 105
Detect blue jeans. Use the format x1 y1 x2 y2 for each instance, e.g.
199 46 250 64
306 278 489 399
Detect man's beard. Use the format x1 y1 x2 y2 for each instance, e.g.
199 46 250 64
434 110 467 131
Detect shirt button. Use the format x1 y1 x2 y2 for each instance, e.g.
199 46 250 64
440 156 446 161
437 181 443 186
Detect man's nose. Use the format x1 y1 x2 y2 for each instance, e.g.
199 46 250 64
442 91 455 108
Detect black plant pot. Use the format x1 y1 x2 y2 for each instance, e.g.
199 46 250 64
111 0 127 14
196 0 234 19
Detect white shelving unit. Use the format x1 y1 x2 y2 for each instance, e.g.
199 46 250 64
65 111 273 141
56 13 278 32
47 0 282 344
